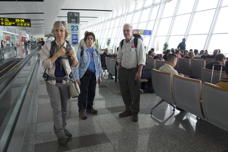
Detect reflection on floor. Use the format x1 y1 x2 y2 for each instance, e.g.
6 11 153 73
22 66 228 152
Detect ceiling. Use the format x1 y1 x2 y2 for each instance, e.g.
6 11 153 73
0 0 131 37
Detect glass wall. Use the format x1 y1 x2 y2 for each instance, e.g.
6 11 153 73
81 0 228 56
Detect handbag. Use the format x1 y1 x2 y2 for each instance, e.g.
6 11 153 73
69 80 80 98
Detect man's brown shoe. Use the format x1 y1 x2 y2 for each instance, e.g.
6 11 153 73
79 111 87 120
132 114 138 122
119 111 132 118
87 109 98 115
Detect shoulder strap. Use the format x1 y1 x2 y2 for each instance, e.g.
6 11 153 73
94 49 99 54
65 40 72 52
80 46 84 57
120 38 138 48
120 39 124 48
50 41 56 57
134 37 138 48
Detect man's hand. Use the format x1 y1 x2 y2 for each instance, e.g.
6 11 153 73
135 71 142 80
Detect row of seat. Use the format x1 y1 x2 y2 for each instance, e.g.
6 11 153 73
152 69 228 132
145 58 225 83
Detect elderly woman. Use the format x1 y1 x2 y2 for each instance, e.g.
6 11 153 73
74 32 102 120
40 21 78 146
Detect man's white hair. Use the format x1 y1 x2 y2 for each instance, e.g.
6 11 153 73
123 23 133 29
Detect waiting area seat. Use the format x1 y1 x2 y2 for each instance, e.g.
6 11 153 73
176 58 191 76
173 75 203 118
155 60 165 70
190 59 205 79
151 68 228 132
151 69 175 122
145 57 155 70
202 82 228 132
201 68 225 84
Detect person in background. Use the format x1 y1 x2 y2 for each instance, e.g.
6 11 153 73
100 48 111 70
1 40 4 49
40 21 78 146
213 49 220 57
206 53 226 71
147 48 155 58
194 49 199 57
177 38 186 52
187 51 195 59
196 50 204 58
175 50 182 58
216 61 228 89
117 23 146 122
74 32 102 120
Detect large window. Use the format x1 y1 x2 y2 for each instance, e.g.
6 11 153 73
168 36 184 49
171 14 190 35
150 5 159 20
144 0 153 7
196 0 219 11
208 34 228 55
143 36 151 49
140 8 151 22
154 36 167 53
138 22 147 29
147 20 155 30
186 35 207 50
82 0 228 53
222 0 228 6
177 0 195 15
213 7 228 33
156 18 172 36
132 11 141 23
126 14 133 23
162 0 178 18
189 10 215 34
135 0 144 10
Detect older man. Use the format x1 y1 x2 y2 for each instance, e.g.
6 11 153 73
117 24 146 122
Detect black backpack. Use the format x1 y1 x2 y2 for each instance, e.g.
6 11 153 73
120 34 143 49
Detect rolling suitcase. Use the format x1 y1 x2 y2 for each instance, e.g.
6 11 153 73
210 64 223 83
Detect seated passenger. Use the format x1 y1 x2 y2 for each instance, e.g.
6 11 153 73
206 53 226 71
159 54 179 76
100 48 111 70
175 50 182 58
216 61 228 89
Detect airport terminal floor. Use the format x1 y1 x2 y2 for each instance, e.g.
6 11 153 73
19 61 228 152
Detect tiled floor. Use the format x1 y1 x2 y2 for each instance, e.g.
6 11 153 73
22 66 228 152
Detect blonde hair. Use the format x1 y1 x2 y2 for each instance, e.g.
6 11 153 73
51 21 69 39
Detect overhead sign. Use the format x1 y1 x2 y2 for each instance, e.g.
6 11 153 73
67 12 80 24
133 29 152 35
70 25 79 45
67 12 80 46
0 17 31 27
